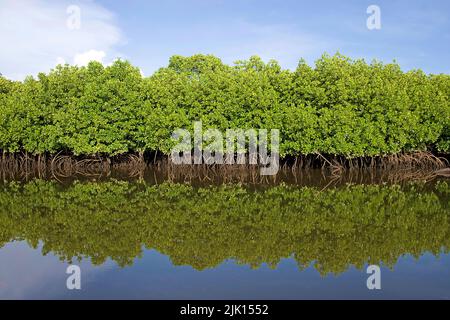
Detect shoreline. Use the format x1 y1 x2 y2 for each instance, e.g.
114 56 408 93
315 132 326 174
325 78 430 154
0 151 449 183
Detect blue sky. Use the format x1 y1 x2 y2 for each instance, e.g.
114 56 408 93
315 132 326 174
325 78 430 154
1 0 449 79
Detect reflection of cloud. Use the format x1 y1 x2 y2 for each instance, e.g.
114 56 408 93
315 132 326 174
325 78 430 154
0 241 113 299
0 0 123 80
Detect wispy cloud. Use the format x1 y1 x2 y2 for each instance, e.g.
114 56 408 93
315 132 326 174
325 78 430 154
0 0 123 80
0 241 114 299
147 19 338 71
217 21 337 68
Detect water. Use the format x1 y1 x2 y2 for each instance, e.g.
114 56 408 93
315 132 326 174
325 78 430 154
0 170 449 299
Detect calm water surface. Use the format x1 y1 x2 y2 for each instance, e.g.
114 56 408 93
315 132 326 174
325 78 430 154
0 170 449 299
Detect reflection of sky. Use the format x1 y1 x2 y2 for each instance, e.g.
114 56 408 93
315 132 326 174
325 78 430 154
0 241 114 299
1 241 449 299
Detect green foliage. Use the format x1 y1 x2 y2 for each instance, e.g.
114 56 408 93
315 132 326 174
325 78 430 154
0 179 448 274
0 54 448 156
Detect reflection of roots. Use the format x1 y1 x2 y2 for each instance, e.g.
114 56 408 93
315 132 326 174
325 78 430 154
50 154 111 178
166 162 269 185
0 152 49 180
162 151 450 186
112 154 146 178
0 153 146 180
379 152 448 171
315 151 449 182
316 152 449 186
0 151 448 184
435 168 450 177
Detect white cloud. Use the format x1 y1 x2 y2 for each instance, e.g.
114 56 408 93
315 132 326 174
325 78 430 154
74 49 106 66
56 56 66 65
0 0 123 80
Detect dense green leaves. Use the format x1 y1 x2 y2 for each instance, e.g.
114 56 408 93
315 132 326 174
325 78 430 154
0 54 448 156
0 180 448 274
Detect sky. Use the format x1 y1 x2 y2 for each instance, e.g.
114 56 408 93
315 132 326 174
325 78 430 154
1 0 449 80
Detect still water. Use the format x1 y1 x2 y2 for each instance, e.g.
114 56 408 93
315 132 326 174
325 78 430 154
0 170 449 299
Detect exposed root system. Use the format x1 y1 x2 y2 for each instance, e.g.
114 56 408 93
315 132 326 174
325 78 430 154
0 151 448 185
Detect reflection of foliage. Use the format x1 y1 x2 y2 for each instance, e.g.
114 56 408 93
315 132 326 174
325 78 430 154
0 180 449 275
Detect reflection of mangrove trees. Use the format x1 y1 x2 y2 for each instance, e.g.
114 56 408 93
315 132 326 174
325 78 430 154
0 180 449 275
